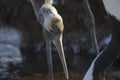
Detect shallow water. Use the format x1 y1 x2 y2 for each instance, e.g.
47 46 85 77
0 28 22 79
0 28 120 80
0 47 90 80
0 55 85 80
19 72 83 80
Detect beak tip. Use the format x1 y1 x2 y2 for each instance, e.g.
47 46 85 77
66 76 69 80
65 72 69 80
53 37 69 80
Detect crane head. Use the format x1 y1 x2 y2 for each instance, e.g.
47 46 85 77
42 14 69 79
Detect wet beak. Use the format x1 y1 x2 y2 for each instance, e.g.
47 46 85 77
52 35 69 79
46 39 54 80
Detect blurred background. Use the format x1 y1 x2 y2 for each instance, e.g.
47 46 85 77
0 0 119 80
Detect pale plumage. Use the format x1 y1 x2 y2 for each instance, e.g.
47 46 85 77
30 0 69 80
103 0 120 21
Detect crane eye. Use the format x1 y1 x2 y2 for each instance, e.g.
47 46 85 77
49 29 54 34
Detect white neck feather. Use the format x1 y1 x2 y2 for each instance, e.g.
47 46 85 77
45 0 53 5
103 0 120 21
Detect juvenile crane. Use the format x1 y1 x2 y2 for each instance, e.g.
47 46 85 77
30 0 69 80
83 0 120 80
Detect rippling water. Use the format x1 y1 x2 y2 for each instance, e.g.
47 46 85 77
0 27 22 79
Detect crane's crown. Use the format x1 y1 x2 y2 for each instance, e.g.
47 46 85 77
44 13 64 36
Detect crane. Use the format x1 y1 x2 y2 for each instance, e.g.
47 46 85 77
83 0 120 80
30 0 69 80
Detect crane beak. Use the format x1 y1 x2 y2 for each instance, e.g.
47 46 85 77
52 34 69 79
46 39 54 80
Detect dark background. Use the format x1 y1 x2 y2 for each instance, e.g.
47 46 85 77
0 0 119 80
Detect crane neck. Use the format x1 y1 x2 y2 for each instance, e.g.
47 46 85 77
30 0 44 14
